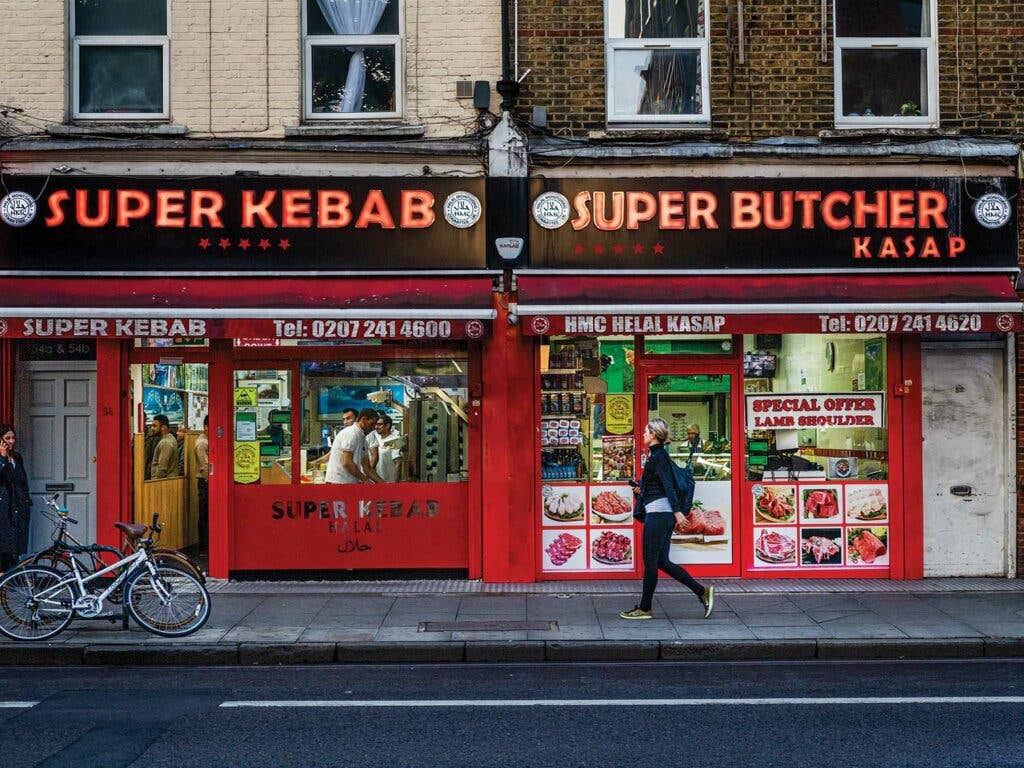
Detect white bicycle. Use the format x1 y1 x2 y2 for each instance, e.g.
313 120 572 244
0 520 211 641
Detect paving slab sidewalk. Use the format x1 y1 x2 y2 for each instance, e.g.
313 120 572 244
1 579 1022 664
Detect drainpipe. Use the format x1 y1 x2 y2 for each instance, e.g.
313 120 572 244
496 0 519 113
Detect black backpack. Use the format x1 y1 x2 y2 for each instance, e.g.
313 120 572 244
670 459 696 515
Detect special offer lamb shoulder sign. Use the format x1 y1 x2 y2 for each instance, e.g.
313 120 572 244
745 393 885 430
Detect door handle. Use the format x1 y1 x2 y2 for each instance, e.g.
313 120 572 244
44 483 74 492
950 485 973 497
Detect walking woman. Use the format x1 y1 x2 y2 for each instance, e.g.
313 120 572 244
0 424 32 572
620 419 713 620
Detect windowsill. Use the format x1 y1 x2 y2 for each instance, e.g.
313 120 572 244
591 126 725 141
48 123 188 137
820 126 955 140
286 123 426 139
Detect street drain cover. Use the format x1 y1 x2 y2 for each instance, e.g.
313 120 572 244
419 620 557 632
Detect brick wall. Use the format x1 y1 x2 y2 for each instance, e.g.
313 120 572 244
516 0 1024 137
0 0 500 139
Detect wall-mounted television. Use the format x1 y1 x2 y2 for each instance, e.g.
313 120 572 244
743 352 777 378
317 385 404 419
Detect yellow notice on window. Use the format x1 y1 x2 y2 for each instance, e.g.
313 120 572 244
234 441 261 484
605 394 633 435
234 387 258 407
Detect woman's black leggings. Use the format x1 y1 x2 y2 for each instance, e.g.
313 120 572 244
639 512 704 611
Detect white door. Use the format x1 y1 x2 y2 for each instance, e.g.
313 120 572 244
15 362 97 552
921 345 1008 576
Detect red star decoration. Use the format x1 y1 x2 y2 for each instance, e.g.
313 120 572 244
633 243 645 254
652 243 665 255
613 244 624 255
278 238 291 251
218 238 232 250
572 244 585 255
198 238 211 250
238 238 251 251
593 244 605 255
258 238 272 251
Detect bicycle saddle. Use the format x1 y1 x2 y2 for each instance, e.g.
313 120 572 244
114 522 148 540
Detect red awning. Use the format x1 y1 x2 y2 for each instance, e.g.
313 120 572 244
515 273 1021 335
0 276 497 340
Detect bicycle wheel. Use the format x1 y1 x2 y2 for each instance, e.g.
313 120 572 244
124 564 210 638
28 551 74 572
0 566 75 641
152 550 206 584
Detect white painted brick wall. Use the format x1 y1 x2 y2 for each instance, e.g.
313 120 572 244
0 0 500 139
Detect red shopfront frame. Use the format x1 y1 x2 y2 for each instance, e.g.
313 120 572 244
126 341 484 579
535 334 920 581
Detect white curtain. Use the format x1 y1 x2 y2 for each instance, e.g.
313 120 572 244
315 0 390 112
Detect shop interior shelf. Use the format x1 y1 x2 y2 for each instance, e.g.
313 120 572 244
540 413 587 418
540 389 586 393
543 368 582 373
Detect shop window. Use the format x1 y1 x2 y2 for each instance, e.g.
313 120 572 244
72 0 169 119
299 358 468 484
129 363 209 552
834 0 937 128
743 334 888 482
605 0 709 124
643 335 734 355
303 0 403 120
234 369 293 485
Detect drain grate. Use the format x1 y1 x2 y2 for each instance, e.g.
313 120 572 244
419 620 557 632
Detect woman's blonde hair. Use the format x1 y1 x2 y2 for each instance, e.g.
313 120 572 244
646 418 671 444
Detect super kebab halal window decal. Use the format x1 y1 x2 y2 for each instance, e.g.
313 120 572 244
0 177 486 271
527 177 1018 271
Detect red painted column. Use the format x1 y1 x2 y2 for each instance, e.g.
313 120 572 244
207 339 232 578
0 340 14 424
901 335 925 579
480 291 537 581
96 340 127 547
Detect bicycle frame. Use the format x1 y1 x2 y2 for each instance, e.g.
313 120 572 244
33 547 155 614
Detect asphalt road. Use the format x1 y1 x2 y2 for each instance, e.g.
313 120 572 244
1 660 1023 768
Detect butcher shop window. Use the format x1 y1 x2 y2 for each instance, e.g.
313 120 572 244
834 0 938 128
743 334 888 482
71 0 169 119
605 0 710 124
303 0 403 120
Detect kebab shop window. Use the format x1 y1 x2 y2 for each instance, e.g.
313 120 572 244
540 336 638 575
744 334 891 572
298 358 469 484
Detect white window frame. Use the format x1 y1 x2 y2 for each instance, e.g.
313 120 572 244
833 0 938 129
301 0 404 121
70 0 170 120
604 0 711 125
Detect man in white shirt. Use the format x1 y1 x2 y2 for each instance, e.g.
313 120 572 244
367 413 401 483
325 408 384 484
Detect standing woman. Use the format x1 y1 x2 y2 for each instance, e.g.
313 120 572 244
0 425 32 572
620 418 713 620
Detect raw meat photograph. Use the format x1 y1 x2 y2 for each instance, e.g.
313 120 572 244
800 527 844 566
753 484 796 524
590 485 634 524
542 530 586 571
847 526 889 566
845 484 889 523
589 528 634 569
801 485 841 520
541 484 587 526
753 527 798 567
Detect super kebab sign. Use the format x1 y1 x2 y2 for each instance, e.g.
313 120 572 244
0 176 486 271
528 177 1018 270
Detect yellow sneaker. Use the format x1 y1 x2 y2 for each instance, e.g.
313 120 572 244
701 585 715 619
619 606 653 620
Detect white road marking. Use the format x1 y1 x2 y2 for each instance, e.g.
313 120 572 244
0 702 37 709
220 696 1024 709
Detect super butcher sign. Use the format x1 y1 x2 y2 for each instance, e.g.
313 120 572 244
0 317 490 340
0 176 486 272
745 393 884 429
528 177 1018 270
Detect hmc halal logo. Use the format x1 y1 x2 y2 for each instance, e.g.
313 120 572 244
0 191 37 227
973 193 1011 229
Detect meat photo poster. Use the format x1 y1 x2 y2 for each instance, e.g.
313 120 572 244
670 481 733 565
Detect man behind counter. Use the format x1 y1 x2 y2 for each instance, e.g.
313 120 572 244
326 408 384 484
